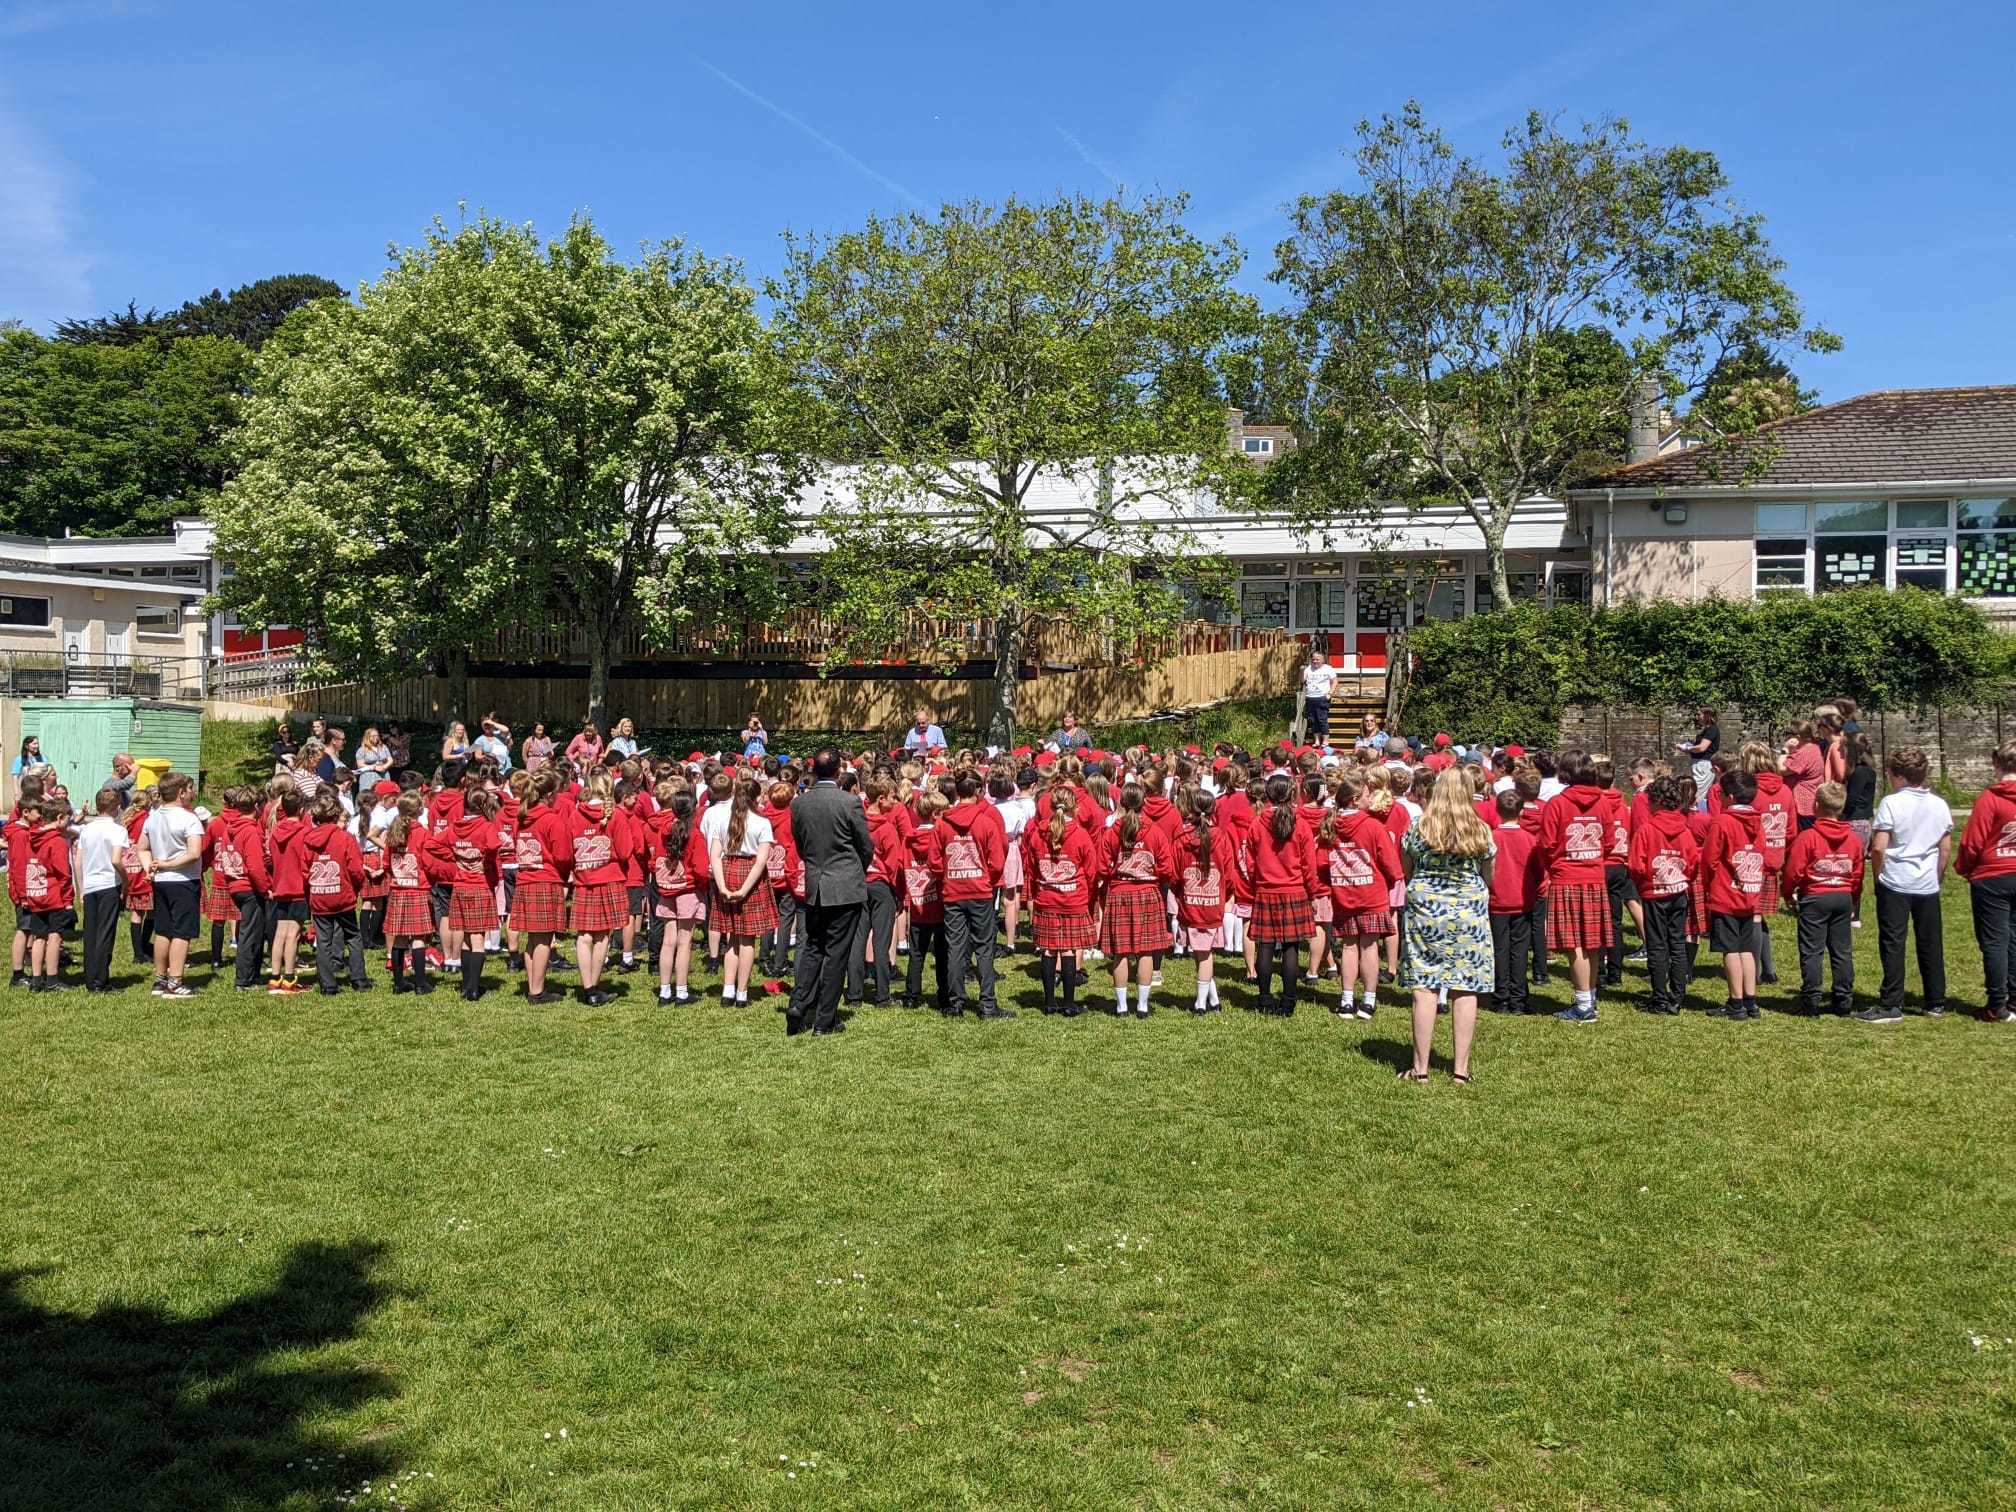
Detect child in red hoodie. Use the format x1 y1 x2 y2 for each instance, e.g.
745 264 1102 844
645 787 706 1004
1321 772 1404 1020
1746 746 1795 985
936 769 1009 1021
567 785 634 1007
1487 790 1544 1016
265 788 311 994
1242 774 1319 1016
1627 775 1700 1016
1173 790 1229 1015
301 790 369 994
1099 785 1177 1018
1954 739 2016 1022
208 787 272 992
22 799 76 991
1025 787 1097 1016
446 787 503 1000
1785 780 1865 1015
1703 769 1769 1019
1537 754 1615 1023
902 790 951 1013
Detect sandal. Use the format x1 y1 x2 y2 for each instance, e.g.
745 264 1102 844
1451 1071 1473 1086
1396 1068 1431 1083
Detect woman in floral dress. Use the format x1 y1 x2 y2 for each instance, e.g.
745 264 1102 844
1399 767 1496 1085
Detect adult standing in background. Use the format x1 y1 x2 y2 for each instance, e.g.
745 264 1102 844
1677 709 1719 809
1301 644 1338 743
566 719 604 769
902 707 946 754
522 721 555 774
105 753 138 802
12 735 47 779
354 727 393 787
607 717 639 760
440 722 471 765
1048 712 1092 753
473 717 513 773
785 747 875 1037
1783 721 1825 832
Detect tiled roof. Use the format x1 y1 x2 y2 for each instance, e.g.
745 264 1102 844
1588 386 2016 490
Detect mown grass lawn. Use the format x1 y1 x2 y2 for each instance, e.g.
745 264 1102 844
2 877 2012 1510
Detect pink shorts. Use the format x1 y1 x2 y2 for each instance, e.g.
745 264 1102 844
1311 895 1334 925
1229 899 1253 920
999 844 1025 890
655 891 707 922
1388 880 1407 909
1182 924 1224 954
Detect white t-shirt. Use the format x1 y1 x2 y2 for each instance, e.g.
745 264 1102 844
1538 777 1566 802
1492 775 1517 794
1872 786 1952 896
1303 664 1339 700
77 815 128 895
994 794 1035 839
700 801 774 858
143 803 206 885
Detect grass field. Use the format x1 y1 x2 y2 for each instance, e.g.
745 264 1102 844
3 876 2013 1510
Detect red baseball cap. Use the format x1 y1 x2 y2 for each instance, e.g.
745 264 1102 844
372 781 399 798
1425 752 1455 772
1503 743 1525 758
1033 751 1057 769
1434 732 1452 747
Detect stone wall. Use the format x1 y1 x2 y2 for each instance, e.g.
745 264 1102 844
1556 695 2016 793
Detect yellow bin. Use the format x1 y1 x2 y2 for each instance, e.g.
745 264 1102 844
133 756 174 792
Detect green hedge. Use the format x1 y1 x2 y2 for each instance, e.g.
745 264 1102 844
1399 589 2014 744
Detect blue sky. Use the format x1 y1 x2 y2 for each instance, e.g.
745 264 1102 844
2 0 2011 400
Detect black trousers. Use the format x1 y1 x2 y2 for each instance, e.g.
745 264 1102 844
313 909 367 991
1303 696 1330 740
1970 874 2016 1010
768 891 800 977
943 898 998 1014
1529 895 1550 981
1489 910 1530 1013
1642 893 1691 1006
846 881 897 1003
82 886 121 990
234 892 269 990
905 919 949 1010
788 901 859 1033
1875 883 1944 1009
1797 892 1854 1010
1603 865 1635 978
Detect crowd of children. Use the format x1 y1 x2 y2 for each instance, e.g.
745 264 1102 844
4 703 2013 1028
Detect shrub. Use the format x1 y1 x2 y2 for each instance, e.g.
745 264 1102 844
1400 589 2011 741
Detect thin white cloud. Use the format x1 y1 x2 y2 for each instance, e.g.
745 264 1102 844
0 103 92 325
0 0 149 40
1052 122 1124 190
693 56 924 208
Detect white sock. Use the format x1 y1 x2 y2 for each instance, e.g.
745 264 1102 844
1207 979 1219 1006
1194 982 1209 1010
1341 986 1354 1009
1137 982 1151 1012
623 952 634 967
1116 989 1128 1012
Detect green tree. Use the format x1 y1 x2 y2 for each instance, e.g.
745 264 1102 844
0 328 250 535
176 274 347 347
1689 338 1816 439
770 192 1257 746
212 220 538 710
213 216 797 725
1272 104 1839 607
511 219 802 723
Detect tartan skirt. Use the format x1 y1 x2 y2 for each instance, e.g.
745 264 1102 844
712 856 778 936
1032 907 1096 951
1688 884 1709 939
1101 884 1172 957
125 879 154 912
1545 880 1615 951
1332 905 1396 939
202 877 241 922
385 888 436 938
510 879 567 934
360 869 390 903
1758 870 1783 915
571 880 629 935
448 881 498 934
1250 886 1316 944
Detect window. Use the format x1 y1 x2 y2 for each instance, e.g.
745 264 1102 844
1355 578 1403 629
1895 536 1951 592
1241 437 1274 455
1755 540 1808 593
1816 536 1886 592
1896 500 1950 530
1473 571 1539 614
1814 500 1888 533
1293 579 1350 628
0 594 52 627
134 604 182 635
1755 503 1808 534
1238 580 1289 628
1958 497 2016 598
1549 569 1590 608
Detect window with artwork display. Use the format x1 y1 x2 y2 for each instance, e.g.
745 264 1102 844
1239 579 1290 628
1958 498 2016 598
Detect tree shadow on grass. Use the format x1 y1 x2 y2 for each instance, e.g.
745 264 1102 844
0 1238 396 1511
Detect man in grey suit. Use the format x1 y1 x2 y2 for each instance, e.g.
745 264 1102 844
786 748 876 1037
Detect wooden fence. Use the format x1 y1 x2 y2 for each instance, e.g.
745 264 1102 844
284 641 1306 739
